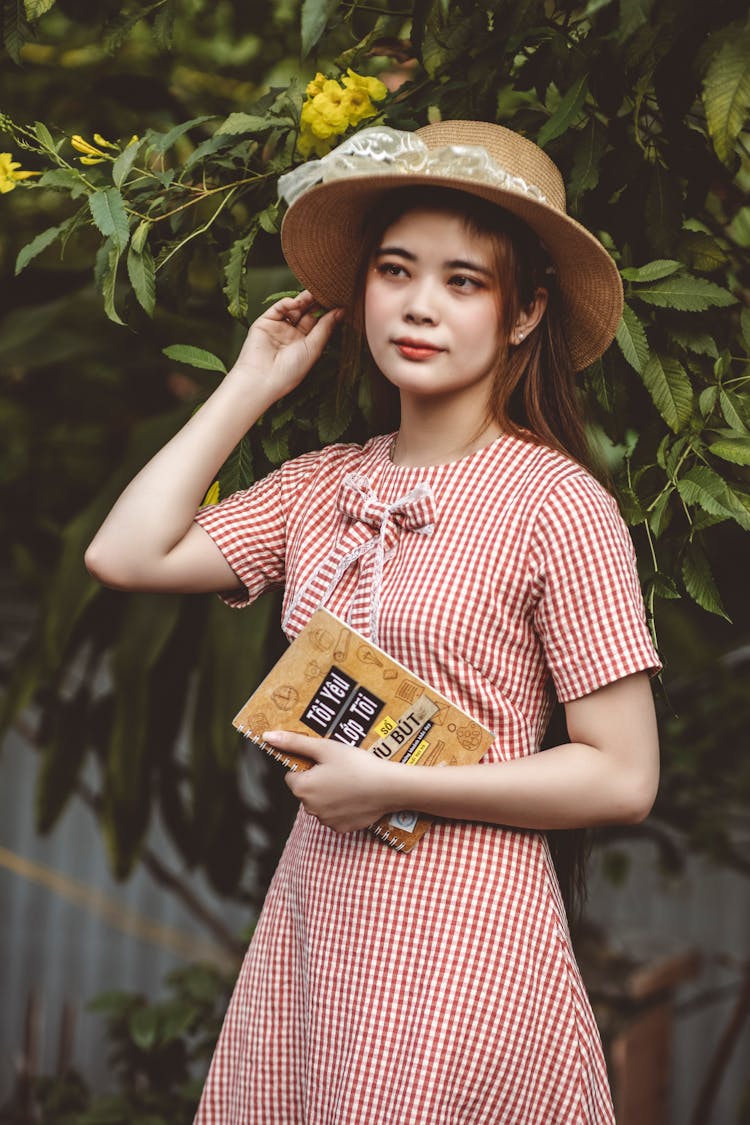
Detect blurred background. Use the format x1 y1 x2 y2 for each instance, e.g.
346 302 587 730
1 1 749 1122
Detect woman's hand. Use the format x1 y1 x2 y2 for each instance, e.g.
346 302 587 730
232 290 343 403
264 730 399 833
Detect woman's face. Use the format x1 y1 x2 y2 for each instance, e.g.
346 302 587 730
363 207 504 407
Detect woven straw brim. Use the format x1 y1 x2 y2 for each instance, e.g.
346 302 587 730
281 169 622 371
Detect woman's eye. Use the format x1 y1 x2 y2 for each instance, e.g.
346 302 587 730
450 274 482 291
376 262 407 278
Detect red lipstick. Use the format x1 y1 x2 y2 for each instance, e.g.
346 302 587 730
393 337 444 361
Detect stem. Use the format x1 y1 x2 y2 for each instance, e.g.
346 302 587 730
155 185 239 271
131 173 268 225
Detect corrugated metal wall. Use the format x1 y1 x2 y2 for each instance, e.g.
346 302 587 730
2 721 749 1122
0 725 249 1101
587 840 750 1124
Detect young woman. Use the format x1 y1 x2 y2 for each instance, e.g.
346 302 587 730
86 120 661 1124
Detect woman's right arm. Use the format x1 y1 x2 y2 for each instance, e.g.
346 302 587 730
84 291 342 594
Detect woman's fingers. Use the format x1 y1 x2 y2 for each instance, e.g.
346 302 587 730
268 290 320 325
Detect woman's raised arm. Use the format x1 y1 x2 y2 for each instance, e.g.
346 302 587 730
84 292 342 593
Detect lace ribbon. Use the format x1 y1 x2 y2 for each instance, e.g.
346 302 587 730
282 473 436 646
278 126 547 208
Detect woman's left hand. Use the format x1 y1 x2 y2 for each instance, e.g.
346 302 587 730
263 731 398 833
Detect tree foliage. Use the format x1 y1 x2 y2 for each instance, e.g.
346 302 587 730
1 0 749 899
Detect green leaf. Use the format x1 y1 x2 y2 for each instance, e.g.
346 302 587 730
129 1005 159 1050
259 201 281 234
317 390 352 443
88 188 130 253
150 114 216 153
112 138 143 188
3 0 31 63
261 428 290 464
14 223 63 275
300 0 339 56
669 328 719 359
652 572 680 599
620 259 682 282
131 219 151 254
619 0 655 40
648 489 673 538
720 389 746 430
699 385 718 417
24 0 55 18
101 242 125 325
708 434 750 465
217 112 292 135
568 117 605 207
678 231 727 273
162 344 227 373
36 168 88 198
703 32 750 165
676 465 750 531
742 307 750 354
635 275 736 311
220 434 254 495
645 163 682 257
127 241 156 317
615 302 649 373
33 119 55 152
728 206 750 248
537 76 588 148
222 226 258 320
641 354 693 432
682 542 730 620
619 486 646 525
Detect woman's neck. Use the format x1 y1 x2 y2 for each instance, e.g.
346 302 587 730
390 394 503 468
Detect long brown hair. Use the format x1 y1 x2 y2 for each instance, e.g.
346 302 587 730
340 185 599 920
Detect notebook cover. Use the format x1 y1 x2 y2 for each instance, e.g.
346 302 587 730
233 608 495 851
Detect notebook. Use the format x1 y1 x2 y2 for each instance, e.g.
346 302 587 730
233 608 495 851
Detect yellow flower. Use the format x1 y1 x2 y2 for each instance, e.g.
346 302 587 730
126 134 140 147
306 72 328 97
296 69 388 160
342 68 388 103
296 127 333 160
200 480 220 508
340 87 377 126
0 152 40 193
310 91 348 135
93 132 118 150
71 133 107 163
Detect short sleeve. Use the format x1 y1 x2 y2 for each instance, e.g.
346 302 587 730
193 451 320 608
529 472 661 702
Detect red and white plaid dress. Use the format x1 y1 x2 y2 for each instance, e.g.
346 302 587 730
193 431 660 1125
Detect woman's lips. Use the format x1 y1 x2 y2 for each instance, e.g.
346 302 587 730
393 340 444 361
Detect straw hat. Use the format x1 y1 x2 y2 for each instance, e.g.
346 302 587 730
278 120 623 370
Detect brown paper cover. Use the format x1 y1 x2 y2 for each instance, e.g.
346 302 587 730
233 608 495 851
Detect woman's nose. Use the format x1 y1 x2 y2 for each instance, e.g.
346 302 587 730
403 282 439 325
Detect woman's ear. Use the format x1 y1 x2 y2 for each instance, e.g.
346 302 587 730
511 287 548 345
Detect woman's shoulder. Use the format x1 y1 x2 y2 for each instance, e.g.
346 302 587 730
494 431 615 510
276 433 393 488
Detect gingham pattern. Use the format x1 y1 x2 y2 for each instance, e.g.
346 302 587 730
193 432 661 1125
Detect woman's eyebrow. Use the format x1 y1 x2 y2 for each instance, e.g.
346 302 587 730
375 246 492 276
375 245 416 260
446 258 493 277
